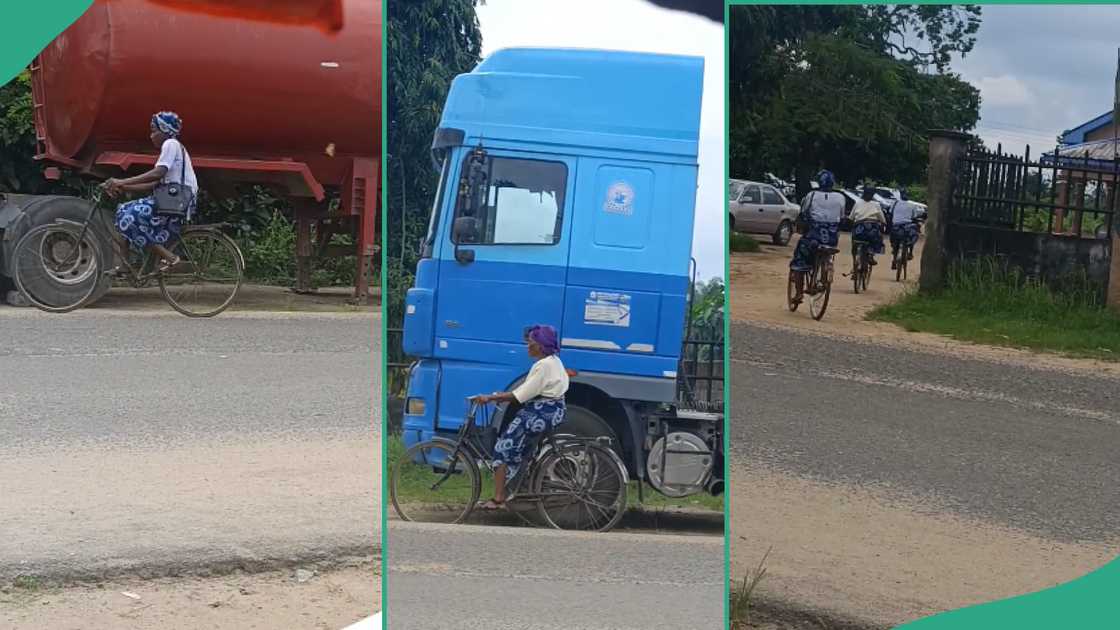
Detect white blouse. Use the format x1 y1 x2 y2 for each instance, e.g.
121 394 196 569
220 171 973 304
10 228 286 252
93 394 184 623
512 354 569 403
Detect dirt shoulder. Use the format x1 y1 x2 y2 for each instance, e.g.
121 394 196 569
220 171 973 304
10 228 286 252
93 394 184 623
0 563 379 630
730 233 1120 379
731 464 1118 628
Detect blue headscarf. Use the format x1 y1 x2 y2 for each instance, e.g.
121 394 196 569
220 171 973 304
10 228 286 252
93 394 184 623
816 170 835 191
151 111 182 138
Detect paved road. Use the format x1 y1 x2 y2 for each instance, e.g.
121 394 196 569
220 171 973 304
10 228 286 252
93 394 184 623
730 321 1120 627
387 522 723 629
731 322 1119 544
0 310 380 582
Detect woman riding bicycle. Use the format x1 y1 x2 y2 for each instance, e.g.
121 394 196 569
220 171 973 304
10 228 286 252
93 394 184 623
887 189 926 270
790 169 845 304
102 111 198 275
850 186 887 267
470 324 569 510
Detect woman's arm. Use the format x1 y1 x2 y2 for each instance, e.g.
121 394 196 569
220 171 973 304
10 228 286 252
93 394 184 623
472 391 517 404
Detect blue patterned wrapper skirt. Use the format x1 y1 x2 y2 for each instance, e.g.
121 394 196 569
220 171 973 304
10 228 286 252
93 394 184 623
493 398 567 479
790 222 840 272
851 222 885 255
115 196 183 250
890 224 920 252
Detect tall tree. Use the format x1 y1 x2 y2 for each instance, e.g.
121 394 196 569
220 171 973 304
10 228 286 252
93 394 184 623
729 5 982 197
386 0 484 330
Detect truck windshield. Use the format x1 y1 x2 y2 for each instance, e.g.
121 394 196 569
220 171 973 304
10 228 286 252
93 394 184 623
453 157 567 245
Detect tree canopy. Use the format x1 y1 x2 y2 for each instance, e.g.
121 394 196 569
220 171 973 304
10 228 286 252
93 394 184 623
729 5 983 197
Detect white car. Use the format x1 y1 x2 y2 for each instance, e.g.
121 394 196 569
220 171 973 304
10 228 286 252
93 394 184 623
729 178 799 245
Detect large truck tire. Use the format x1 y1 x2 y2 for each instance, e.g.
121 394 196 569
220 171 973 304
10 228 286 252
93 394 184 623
5 196 113 308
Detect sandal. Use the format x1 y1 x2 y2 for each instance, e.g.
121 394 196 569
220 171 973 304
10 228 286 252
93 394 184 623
476 499 504 511
157 256 181 273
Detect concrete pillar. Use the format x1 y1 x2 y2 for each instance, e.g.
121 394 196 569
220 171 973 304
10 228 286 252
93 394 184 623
920 130 970 293
1053 179 1068 234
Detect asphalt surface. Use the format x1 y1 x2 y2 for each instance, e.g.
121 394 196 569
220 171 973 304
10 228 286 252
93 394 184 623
0 310 380 582
387 522 724 629
730 321 1120 545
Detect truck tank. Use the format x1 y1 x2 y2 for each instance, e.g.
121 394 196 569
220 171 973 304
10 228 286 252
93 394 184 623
32 0 379 173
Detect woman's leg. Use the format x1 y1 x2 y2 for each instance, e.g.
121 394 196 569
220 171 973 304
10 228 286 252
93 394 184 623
493 464 508 503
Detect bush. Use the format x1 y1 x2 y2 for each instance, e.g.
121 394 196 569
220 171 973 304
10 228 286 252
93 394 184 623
730 232 761 253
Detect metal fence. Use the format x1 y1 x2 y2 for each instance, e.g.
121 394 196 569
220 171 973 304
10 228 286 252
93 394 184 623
954 143 1116 238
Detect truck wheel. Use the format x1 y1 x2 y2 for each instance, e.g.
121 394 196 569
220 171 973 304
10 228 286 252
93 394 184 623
561 404 622 458
10 196 113 307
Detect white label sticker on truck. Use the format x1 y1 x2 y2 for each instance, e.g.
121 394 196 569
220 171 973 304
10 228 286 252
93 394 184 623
603 181 635 216
584 291 631 327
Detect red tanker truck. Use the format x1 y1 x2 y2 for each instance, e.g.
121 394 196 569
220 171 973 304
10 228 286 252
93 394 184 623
0 0 380 304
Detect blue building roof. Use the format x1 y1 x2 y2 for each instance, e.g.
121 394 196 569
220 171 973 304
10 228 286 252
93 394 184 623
1060 110 1114 145
440 48 703 159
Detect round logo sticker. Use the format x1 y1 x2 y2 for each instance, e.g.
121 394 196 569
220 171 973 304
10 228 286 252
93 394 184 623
604 181 635 215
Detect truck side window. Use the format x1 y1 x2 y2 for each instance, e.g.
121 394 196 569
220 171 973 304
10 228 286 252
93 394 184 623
454 157 567 245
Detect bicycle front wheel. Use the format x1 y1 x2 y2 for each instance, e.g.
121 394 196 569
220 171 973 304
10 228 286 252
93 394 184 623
391 439 481 524
533 441 628 532
12 223 103 313
159 229 243 317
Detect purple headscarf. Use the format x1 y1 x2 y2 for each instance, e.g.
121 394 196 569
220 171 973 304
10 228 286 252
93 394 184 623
526 324 560 356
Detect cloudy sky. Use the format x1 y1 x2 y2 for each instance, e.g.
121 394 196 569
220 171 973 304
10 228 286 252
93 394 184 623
955 5 1120 156
476 0 725 280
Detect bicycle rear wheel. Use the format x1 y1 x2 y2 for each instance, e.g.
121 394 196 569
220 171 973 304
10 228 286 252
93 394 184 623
159 229 243 317
12 223 103 313
391 439 481 524
809 256 832 321
896 249 907 282
533 441 627 532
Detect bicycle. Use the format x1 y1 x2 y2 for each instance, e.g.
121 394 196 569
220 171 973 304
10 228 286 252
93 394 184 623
851 239 873 294
11 188 243 316
390 399 629 532
788 244 837 321
892 237 916 282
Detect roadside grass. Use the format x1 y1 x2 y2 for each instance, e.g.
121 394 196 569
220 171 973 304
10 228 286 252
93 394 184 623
869 258 1120 360
730 232 761 253
388 435 723 513
730 547 771 630
0 575 49 608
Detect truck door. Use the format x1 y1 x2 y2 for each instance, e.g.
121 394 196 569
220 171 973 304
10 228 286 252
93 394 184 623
435 147 575 346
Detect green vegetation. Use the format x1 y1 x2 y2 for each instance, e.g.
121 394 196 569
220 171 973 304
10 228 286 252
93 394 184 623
730 232 761 253
730 548 771 630
871 258 1120 360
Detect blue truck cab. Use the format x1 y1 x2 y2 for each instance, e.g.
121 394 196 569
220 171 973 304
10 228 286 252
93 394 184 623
402 48 723 499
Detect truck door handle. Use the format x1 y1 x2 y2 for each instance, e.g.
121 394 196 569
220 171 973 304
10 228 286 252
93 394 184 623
455 248 475 264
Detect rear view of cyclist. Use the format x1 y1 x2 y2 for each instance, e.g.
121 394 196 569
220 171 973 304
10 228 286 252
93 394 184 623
888 190 926 269
850 187 887 267
790 170 845 303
